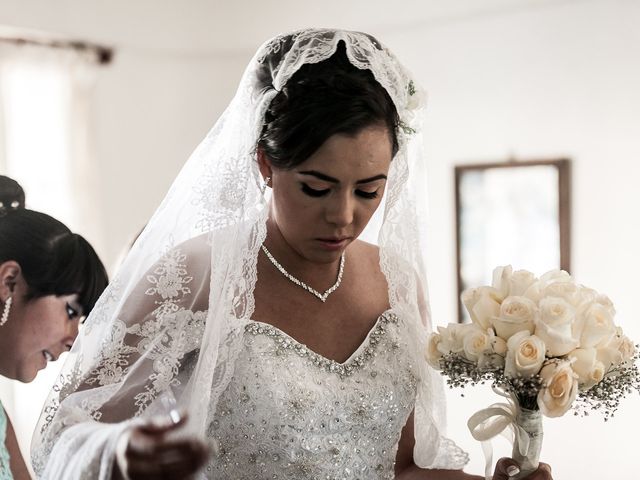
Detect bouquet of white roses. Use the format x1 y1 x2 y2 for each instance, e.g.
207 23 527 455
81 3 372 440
426 266 640 479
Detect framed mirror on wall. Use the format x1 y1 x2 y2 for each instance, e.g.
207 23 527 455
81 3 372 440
455 158 571 323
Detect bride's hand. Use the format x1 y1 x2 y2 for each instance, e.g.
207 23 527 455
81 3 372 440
492 457 553 480
114 414 210 480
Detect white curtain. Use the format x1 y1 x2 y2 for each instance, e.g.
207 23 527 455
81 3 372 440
0 41 104 469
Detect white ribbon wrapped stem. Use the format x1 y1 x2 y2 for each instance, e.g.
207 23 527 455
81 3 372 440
467 400 531 480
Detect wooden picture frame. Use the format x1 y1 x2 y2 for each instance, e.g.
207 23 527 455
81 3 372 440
455 158 571 323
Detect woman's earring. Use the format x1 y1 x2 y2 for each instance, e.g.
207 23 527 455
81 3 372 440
1 296 12 326
261 176 271 195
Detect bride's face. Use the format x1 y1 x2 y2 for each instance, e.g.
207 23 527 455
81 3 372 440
263 124 392 264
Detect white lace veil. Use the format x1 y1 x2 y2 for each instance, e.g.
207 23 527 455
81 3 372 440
31 29 468 478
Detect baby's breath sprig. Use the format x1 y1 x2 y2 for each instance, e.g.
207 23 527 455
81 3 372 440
498 375 544 411
439 353 497 391
574 349 640 421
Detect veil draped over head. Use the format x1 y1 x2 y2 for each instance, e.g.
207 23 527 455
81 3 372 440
31 29 468 478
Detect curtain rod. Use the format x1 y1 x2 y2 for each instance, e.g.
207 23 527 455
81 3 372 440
0 36 113 64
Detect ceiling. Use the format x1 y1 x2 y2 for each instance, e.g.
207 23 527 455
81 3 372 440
1 0 589 54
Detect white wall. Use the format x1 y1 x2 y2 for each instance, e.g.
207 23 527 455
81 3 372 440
1 0 639 478
91 48 249 269
382 1 640 478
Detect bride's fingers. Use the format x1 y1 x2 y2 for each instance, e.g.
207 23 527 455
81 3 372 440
128 438 209 462
137 413 187 435
493 457 522 479
126 444 208 480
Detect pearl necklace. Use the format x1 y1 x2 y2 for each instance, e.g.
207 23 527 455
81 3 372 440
261 245 345 303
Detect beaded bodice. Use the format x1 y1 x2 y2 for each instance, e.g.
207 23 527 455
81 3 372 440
205 310 418 479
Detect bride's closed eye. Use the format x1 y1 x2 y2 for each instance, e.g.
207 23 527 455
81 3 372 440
301 183 330 197
355 189 379 199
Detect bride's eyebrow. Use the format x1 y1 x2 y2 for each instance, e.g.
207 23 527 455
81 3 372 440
298 170 387 184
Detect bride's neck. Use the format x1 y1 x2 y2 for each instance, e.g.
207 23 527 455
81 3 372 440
263 219 343 282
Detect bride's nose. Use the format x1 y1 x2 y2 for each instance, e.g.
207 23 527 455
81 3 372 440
325 192 354 227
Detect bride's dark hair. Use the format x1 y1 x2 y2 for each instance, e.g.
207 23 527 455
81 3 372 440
0 177 108 315
257 41 399 169
0 175 25 212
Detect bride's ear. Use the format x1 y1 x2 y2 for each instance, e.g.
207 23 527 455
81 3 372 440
256 148 273 182
0 261 21 301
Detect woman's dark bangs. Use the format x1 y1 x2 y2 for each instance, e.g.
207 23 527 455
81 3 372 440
51 234 108 315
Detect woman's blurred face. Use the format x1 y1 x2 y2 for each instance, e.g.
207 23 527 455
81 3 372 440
264 124 393 264
0 273 83 382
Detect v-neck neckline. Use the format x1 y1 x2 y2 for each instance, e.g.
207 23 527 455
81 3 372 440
247 308 395 367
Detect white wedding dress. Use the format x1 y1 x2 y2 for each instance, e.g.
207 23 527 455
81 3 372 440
205 310 416 479
32 31 470 478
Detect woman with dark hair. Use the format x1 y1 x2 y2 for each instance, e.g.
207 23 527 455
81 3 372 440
0 177 108 479
33 31 552 479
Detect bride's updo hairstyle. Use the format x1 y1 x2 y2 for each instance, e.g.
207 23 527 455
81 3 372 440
0 178 108 315
257 41 400 169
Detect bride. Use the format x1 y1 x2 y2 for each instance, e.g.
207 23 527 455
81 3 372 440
31 29 552 479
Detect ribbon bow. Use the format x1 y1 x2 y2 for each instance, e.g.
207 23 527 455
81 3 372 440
467 392 532 480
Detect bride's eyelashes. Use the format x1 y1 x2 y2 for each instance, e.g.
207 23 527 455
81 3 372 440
301 183 330 197
300 183 380 199
356 189 379 199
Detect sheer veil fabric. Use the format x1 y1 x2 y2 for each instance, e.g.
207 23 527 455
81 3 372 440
31 29 468 478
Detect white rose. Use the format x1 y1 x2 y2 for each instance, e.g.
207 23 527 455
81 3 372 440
522 281 543 304
462 325 492 362
540 269 572 285
425 332 444 370
508 270 538 296
597 328 636 369
618 335 637 363
594 293 616 317
492 296 537 340
491 265 513 298
537 361 579 417
489 331 508 355
461 286 502 330
574 302 616 348
568 348 606 390
543 281 580 307
534 297 579 356
436 324 466 355
504 331 546 378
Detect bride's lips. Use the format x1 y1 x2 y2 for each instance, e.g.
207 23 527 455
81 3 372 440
316 237 351 250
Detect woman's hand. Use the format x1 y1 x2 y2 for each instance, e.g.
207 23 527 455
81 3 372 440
114 415 210 480
493 458 553 480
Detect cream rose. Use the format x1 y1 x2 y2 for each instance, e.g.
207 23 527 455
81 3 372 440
492 296 537 340
461 286 502 330
540 269 572 285
597 328 636 370
594 293 616 317
534 297 578 356
618 335 637 363
462 325 492 362
436 324 466 355
537 361 579 417
543 281 580 307
575 303 616 348
568 348 605 390
491 265 513 298
508 270 538 297
425 332 444 370
489 331 508 355
504 331 546 378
